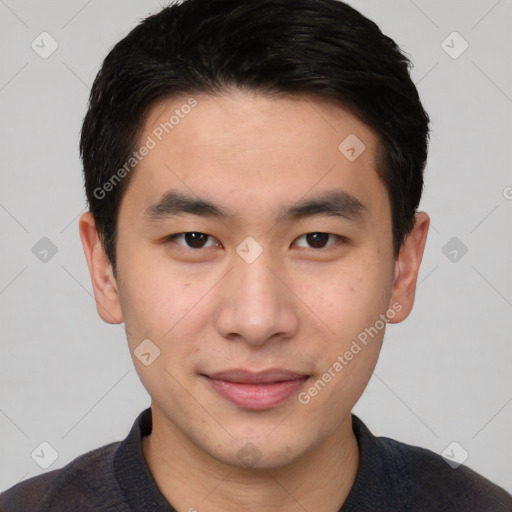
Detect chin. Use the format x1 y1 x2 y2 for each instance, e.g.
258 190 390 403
202 429 310 471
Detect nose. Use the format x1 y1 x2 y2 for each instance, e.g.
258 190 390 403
215 250 300 346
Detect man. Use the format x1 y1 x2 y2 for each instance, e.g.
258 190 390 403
1 0 510 510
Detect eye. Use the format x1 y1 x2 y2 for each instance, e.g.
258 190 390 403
293 232 344 249
166 232 221 249
165 231 345 251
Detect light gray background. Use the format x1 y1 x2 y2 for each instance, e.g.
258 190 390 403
1 0 511 496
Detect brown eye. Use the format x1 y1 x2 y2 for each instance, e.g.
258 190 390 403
294 232 341 249
168 232 219 249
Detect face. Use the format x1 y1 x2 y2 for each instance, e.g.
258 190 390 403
81 90 428 470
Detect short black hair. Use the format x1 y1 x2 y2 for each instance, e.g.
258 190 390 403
80 0 430 276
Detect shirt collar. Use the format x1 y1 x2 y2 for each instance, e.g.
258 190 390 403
114 407 177 512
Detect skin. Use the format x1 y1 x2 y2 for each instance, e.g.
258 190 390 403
79 90 429 512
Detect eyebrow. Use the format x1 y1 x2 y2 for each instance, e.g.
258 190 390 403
143 189 367 224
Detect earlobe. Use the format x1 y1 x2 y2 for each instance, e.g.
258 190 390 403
78 212 124 324
387 212 430 324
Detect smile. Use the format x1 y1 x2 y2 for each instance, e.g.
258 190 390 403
201 369 310 410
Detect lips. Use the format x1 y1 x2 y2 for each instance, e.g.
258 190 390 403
207 369 308 384
202 369 309 410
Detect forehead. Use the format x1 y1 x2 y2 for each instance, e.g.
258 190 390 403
121 91 387 224
142 91 377 156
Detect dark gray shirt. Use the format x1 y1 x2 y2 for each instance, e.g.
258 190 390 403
1 407 510 511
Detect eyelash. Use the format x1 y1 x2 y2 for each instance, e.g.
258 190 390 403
165 232 346 251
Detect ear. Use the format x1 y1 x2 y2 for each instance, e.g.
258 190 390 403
387 212 430 323
78 212 123 324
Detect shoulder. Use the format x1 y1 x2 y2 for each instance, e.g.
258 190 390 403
377 434 512 511
0 441 126 512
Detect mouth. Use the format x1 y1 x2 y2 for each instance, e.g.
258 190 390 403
201 369 310 410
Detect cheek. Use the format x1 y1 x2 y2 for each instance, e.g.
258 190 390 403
296 266 390 414
118 271 204 397
118 261 222 376
297 260 391 342
117 262 190 344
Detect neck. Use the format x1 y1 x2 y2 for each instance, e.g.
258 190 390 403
142 407 359 512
